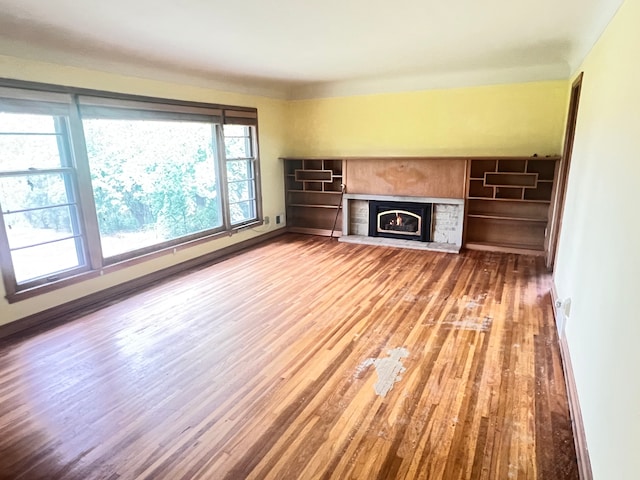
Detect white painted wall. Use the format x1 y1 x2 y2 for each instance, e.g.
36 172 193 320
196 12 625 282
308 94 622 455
554 0 640 478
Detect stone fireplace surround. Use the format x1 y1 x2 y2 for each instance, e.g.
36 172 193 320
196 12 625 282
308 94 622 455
339 194 463 253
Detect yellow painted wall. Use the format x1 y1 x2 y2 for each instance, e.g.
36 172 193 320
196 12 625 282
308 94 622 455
553 0 640 478
0 55 288 326
286 80 568 157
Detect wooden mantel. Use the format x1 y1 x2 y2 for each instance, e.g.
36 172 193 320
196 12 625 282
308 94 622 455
342 157 467 199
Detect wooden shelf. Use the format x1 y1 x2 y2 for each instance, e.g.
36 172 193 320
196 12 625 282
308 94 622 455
467 197 551 204
287 190 342 194
464 157 559 255
289 204 339 209
465 241 545 256
295 169 333 182
485 172 538 187
288 226 341 237
467 213 548 223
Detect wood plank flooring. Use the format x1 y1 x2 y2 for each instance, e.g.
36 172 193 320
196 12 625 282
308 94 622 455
0 233 578 479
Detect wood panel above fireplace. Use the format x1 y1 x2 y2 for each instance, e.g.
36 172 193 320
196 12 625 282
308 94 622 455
345 157 466 198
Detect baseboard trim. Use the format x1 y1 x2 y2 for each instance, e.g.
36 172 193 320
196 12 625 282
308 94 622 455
0 229 286 342
551 283 593 480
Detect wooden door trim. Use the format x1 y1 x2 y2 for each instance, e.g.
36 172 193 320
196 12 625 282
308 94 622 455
547 73 584 270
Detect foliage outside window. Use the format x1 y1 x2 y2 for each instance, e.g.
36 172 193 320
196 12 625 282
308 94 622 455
0 83 261 299
83 118 224 258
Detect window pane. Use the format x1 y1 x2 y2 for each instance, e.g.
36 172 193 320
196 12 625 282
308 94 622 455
223 125 252 159
12 238 82 284
0 112 57 133
226 160 252 182
223 125 248 137
0 173 74 212
4 206 78 249
230 201 255 224
228 181 254 204
0 134 65 171
83 118 222 258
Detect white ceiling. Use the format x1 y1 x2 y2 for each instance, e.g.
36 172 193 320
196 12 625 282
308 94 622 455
0 0 624 99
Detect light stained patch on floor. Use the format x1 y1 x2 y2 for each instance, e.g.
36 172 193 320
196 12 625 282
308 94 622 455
357 347 409 397
433 315 493 332
466 293 487 309
447 316 493 332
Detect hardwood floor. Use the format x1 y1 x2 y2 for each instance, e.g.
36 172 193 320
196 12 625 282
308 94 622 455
0 234 578 479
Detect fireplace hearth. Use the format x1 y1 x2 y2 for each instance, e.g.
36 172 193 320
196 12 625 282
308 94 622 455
369 201 432 242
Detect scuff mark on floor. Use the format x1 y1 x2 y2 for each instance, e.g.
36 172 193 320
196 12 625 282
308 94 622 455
466 300 481 309
466 293 487 309
425 314 493 332
446 316 493 332
357 347 409 397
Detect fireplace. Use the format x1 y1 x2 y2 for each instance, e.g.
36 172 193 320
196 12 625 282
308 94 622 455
369 201 432 242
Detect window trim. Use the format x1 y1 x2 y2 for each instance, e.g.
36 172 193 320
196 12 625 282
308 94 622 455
0 78 262 302
0 79 258 120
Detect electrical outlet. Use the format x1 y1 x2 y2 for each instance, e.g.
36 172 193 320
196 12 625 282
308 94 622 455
264 216 270 225
275 215 281 224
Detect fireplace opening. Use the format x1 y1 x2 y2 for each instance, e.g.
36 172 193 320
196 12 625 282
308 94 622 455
369 201 432 242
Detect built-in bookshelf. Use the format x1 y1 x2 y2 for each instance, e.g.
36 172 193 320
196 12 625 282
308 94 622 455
465 157 560 255
283 158 345 236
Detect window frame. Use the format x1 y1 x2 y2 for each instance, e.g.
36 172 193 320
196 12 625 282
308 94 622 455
0 97 93 296
0 79 262 302
221 123 261 227
79 108 227 265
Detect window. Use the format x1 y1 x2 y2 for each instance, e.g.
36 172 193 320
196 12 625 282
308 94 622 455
0 83 261 299
0 108 88 290
82 117 223 259
223 124 258 225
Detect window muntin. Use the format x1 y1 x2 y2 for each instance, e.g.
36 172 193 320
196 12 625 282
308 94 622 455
0 111 87 286
82 117 223 259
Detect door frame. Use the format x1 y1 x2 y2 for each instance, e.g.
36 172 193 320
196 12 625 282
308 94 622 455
546 72 583 270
